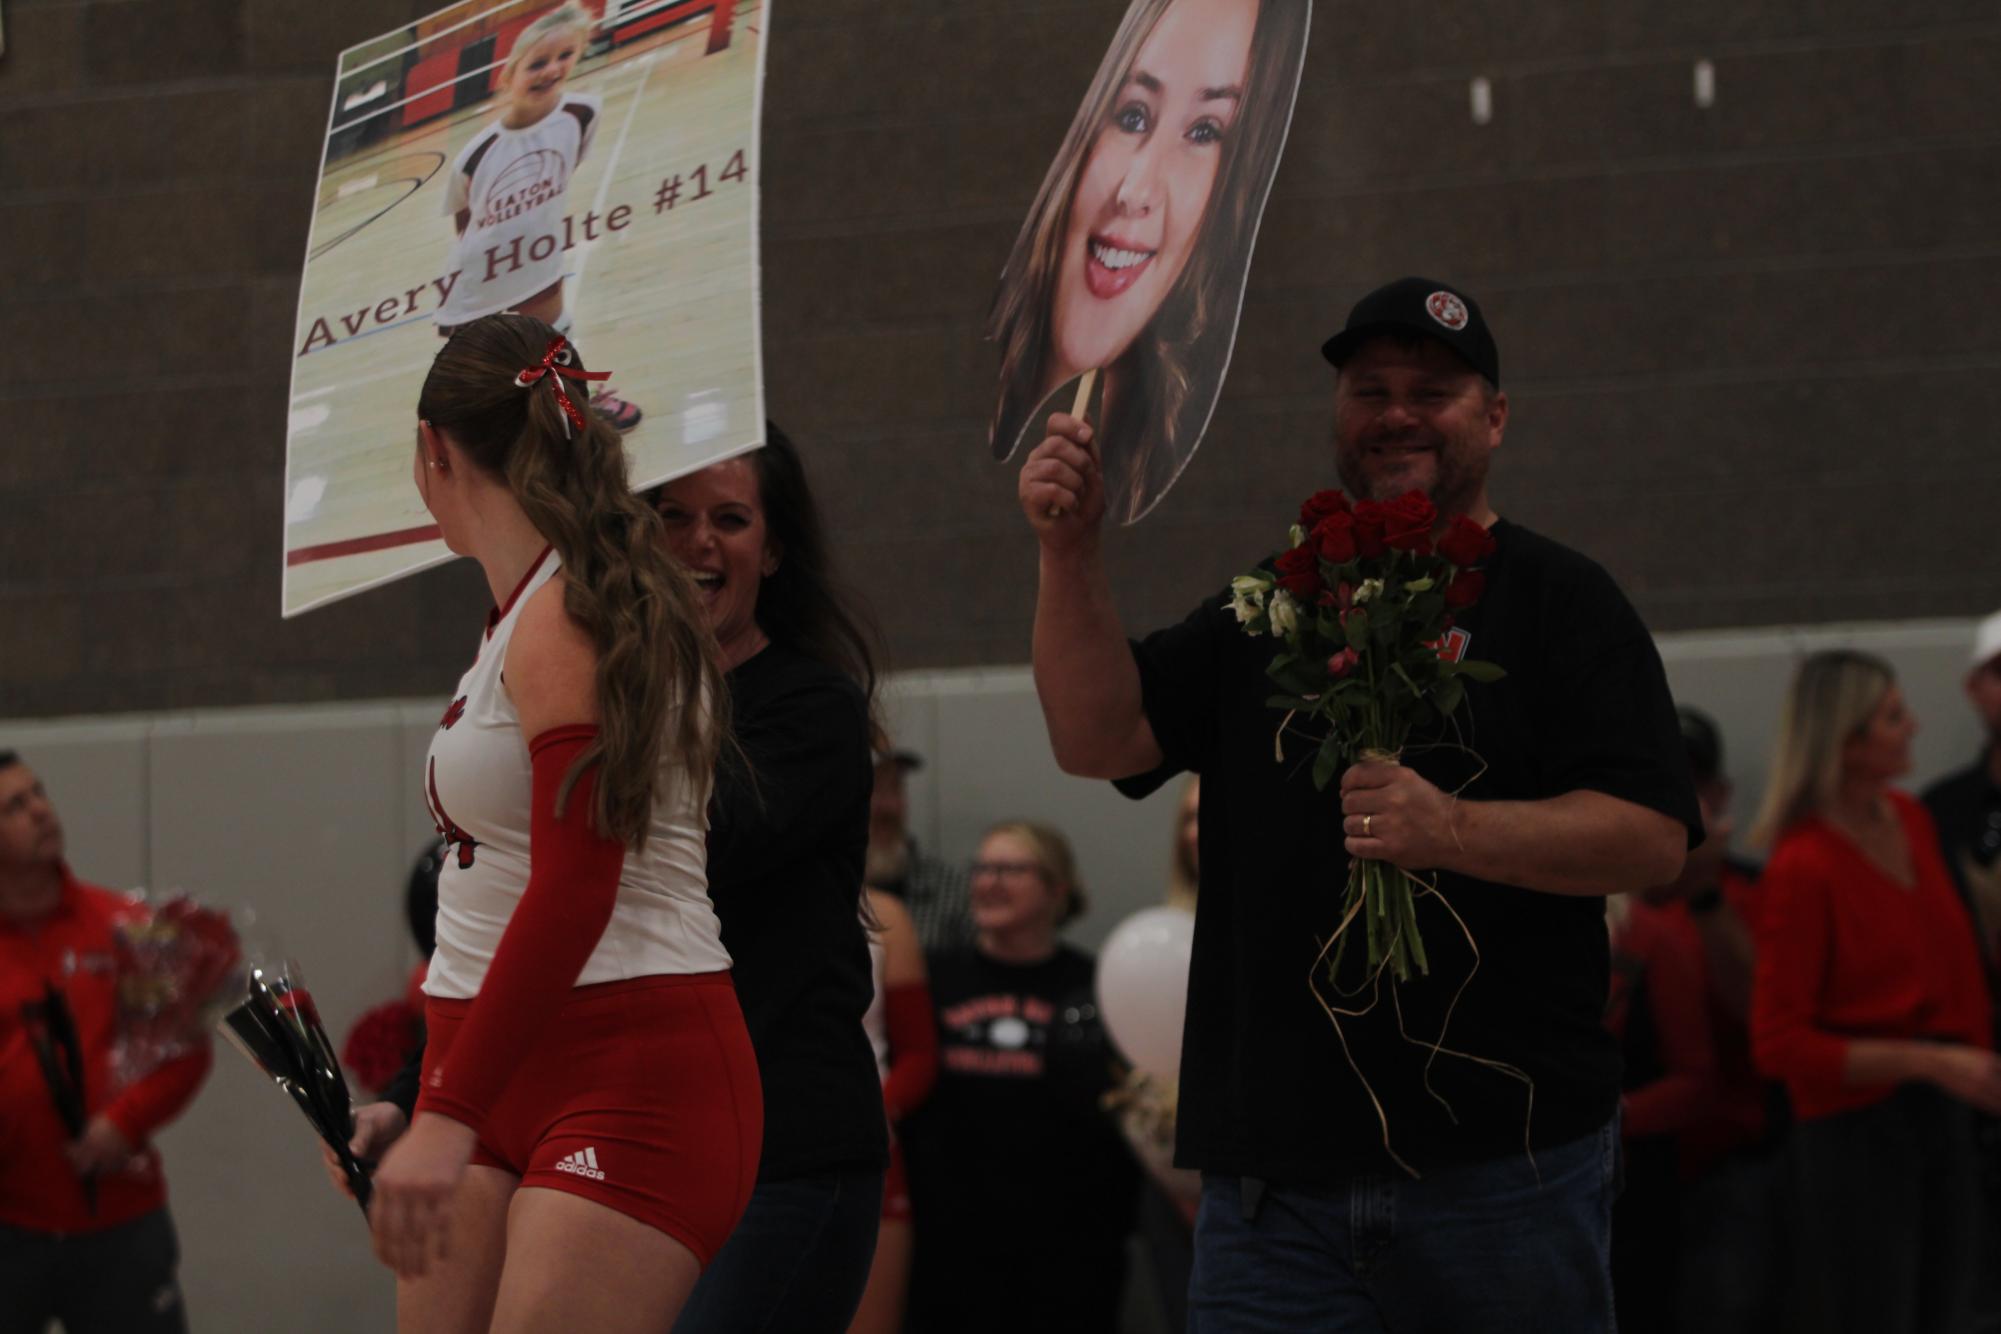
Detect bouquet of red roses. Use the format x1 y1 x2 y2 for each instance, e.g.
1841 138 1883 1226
108 892 245 1090
1230 488 1503 982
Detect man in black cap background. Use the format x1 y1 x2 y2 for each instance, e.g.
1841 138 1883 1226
1014 276 1700 1330
865 746 975 955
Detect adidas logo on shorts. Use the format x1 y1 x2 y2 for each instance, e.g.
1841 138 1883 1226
554 1147 606 1181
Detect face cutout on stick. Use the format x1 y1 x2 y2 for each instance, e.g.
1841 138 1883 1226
989 0 1310 525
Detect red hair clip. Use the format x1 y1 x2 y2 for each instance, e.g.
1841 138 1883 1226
513 336 611 436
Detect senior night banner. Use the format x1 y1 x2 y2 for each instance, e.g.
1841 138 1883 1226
989 0 1309 525
282 0 767 616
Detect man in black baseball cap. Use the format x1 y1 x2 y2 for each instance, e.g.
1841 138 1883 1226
1321 275 1507 520
1016 273 1697 1331
1321 275 1501 386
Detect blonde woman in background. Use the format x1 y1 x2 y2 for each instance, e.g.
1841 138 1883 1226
1749 649 2001 1334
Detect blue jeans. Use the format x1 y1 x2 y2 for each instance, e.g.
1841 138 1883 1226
673 1166 884 1334
1190 1120 1619 1333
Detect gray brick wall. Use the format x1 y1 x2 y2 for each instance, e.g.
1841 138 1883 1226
4 0 1998 717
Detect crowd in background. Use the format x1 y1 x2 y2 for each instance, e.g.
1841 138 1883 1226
304 607 1997 1333
7 472 1998 1334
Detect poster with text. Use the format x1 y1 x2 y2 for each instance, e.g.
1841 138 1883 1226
989 0 1308 524
283 0 766 615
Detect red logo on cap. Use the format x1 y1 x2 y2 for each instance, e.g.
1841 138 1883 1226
1426 291 1470 331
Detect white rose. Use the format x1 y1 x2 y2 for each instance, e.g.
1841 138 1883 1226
1352 578 1386 605
1268 589 1301 637
1229 574 1271 624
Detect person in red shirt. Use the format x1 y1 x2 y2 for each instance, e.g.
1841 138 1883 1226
0 750 211 1334
1750 651 2001 1334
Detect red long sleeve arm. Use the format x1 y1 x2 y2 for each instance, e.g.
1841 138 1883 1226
880 981 938 1123
421 727 624 1131
1622 914 1718 1139
104 1045 211 1146
1749 845 1851 1093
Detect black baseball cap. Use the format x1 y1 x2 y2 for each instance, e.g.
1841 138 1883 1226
1320 276 1501 387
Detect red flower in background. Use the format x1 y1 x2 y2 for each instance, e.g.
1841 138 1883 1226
1275 544 1322 598
1439 515 1496 567
342 1000 424 1098
1327 647 1360 677
1300 489 1351 527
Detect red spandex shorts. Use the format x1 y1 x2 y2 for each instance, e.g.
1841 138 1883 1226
418 972 762 1265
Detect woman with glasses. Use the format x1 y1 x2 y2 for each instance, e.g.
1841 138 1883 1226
902 822 1141 1332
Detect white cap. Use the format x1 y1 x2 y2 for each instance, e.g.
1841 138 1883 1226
1973 609 2001 671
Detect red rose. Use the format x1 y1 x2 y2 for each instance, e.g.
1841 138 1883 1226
1326 647 1360 677
1438 515 1496 567
1351 501 1389 557
1444 568 1486 609
1383 491 1437 554
1274 544 1322 598
1313 512 1358 564
1299 489 1351 527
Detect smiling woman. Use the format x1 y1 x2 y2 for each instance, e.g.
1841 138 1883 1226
989 0 1310 524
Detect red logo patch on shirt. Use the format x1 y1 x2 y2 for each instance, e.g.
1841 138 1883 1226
440 696 467 730
1433 627 1472 663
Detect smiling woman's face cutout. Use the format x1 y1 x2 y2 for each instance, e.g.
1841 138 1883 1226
1047 0 1258 384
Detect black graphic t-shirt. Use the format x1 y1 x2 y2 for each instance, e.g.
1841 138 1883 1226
1117 519 1702 1183
904 946 1140 1333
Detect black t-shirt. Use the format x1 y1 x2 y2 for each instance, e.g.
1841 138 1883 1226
904 946 1140 1333
1117 519 1701 1182
709 642 888 1181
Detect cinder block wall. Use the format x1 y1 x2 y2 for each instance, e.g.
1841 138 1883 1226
3 2 1998 705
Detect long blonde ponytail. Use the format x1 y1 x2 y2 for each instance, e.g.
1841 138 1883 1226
419 313 726 846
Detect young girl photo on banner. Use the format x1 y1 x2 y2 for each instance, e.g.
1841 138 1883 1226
989 0 1309 524
282 0 766 615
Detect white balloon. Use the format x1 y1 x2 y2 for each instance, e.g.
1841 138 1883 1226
1095 906 1196 1081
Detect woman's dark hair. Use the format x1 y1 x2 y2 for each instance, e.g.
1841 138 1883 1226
745 424 882 711
418 313 727 846
406 841 443 958
641 424 882 707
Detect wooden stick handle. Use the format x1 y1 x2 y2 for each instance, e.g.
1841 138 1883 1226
1070 367 1097 420
1049 368 1098 519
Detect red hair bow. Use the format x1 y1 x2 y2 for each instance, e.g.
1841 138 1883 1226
513 336 611 436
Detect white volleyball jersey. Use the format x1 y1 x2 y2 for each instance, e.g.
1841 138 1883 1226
422 548 731 1000
437 93 601 327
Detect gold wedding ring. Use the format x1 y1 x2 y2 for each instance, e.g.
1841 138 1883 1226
1363 814 1372 837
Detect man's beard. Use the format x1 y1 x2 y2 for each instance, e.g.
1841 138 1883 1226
1333 421 1486 515
865 835 910 888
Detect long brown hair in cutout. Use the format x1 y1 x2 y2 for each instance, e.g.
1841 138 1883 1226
988 0 1309 522
419 313 726 846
